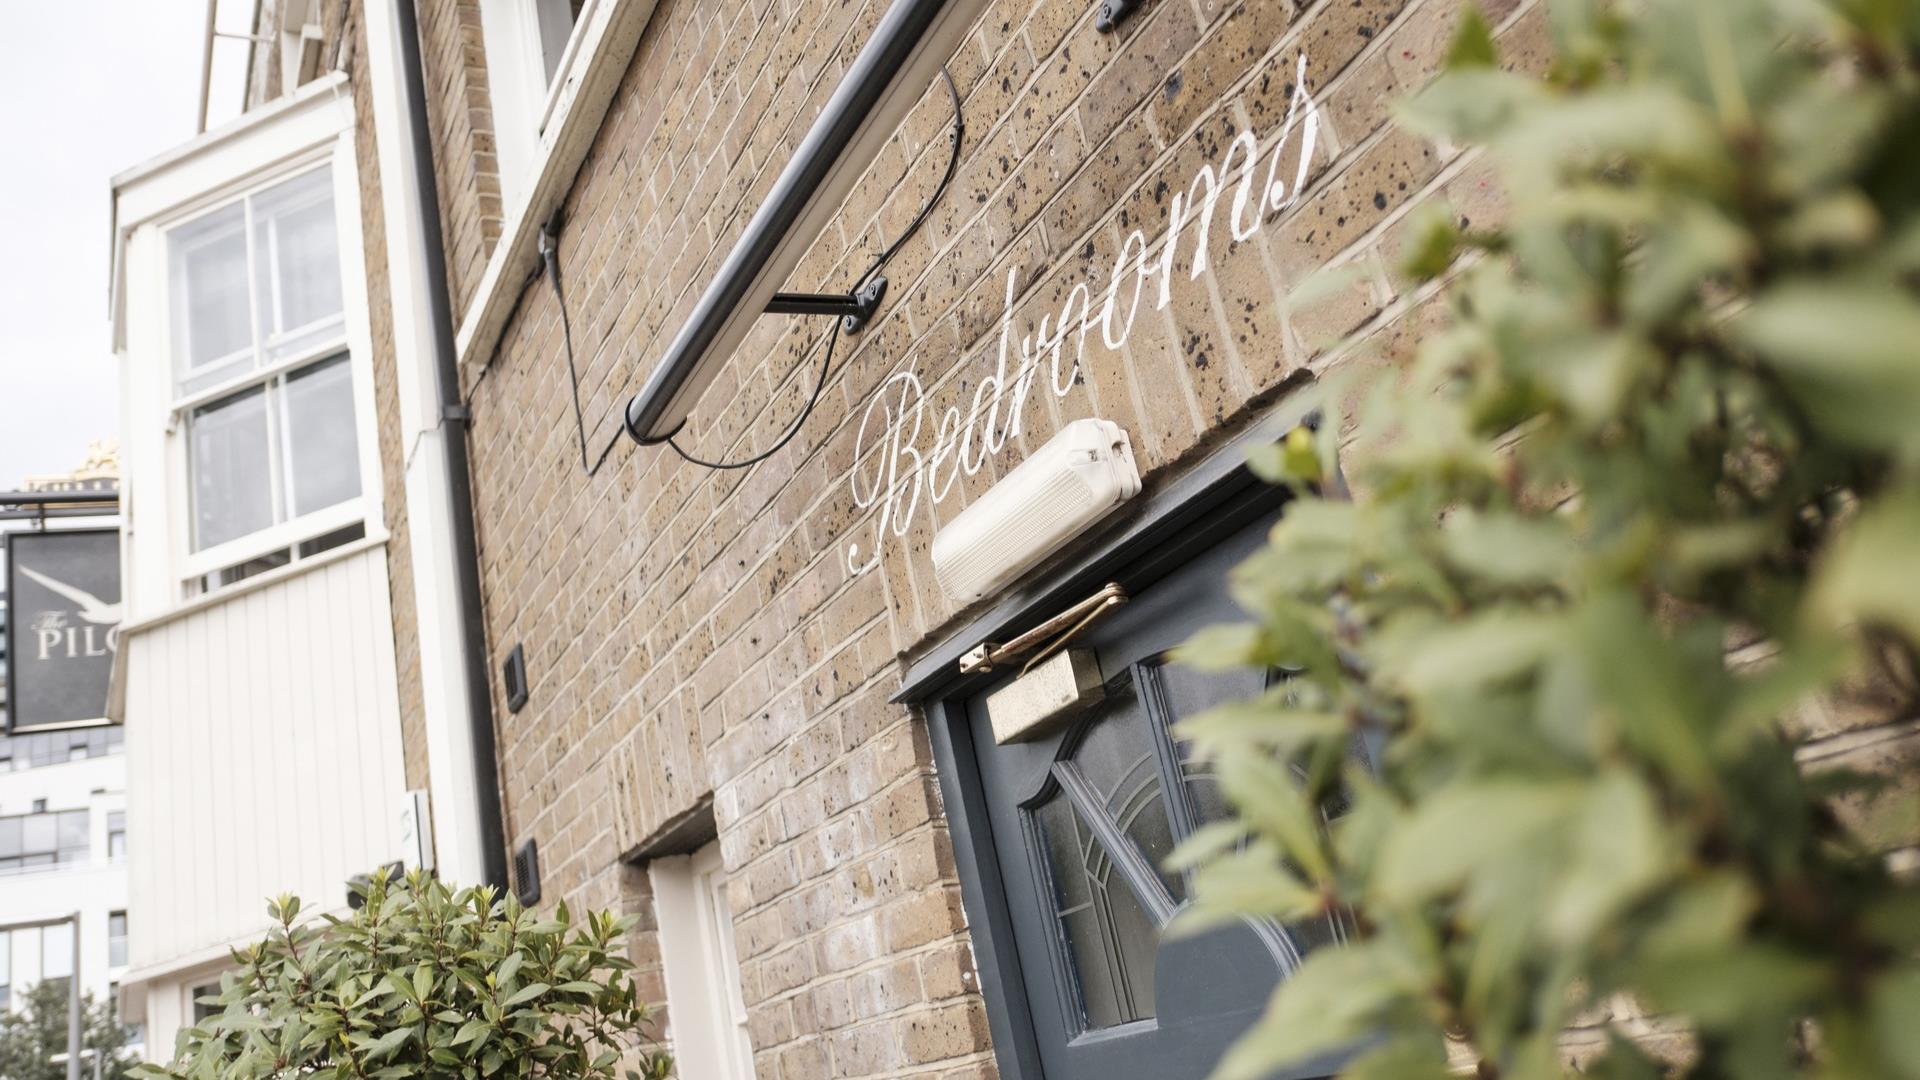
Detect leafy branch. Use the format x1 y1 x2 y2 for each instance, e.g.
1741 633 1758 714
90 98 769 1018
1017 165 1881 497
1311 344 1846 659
1178 1 1920 1077
136 870 671 1080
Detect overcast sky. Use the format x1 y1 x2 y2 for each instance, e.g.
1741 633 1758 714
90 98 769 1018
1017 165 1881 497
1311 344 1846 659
0 1 252 488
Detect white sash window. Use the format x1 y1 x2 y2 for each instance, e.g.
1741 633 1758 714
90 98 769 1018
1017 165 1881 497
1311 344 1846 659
165 165 366 590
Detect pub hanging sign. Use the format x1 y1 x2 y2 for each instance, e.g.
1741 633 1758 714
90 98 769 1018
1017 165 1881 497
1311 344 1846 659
4 528 122 733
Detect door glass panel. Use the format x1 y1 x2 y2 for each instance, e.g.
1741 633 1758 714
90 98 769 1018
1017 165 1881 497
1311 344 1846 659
1025 683 1192 1034
1159 661 1335 833
1069 686 1184 901
1033 792 1160 1032
1154 660 1360 955
1153 660 1273 830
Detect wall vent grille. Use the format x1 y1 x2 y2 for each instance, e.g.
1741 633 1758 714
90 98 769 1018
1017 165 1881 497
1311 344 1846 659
513 839 541 906
503 644 529 713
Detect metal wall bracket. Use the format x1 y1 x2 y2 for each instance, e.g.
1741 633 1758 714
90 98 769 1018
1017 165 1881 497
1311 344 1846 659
765 275 888 334
1094 0 1144 32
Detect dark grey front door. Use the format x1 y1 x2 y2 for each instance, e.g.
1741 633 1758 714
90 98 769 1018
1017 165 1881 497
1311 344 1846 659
962 518 1351 1080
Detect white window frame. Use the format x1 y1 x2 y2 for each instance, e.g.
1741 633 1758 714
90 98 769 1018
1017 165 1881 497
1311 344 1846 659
160 151 373 590
478 0 606 211
118 86 383 606
167 202 256 393
650 841 756 1080
109 911 130 969
279 0 326 97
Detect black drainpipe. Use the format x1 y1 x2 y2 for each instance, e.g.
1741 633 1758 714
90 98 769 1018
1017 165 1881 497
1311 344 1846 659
392 0 511 890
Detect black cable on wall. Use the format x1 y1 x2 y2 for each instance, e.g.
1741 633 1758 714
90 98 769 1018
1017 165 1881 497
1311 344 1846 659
542 219 625 477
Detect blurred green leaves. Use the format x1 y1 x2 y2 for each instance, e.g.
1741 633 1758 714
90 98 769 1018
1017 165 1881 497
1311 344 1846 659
1177 0 1920 1076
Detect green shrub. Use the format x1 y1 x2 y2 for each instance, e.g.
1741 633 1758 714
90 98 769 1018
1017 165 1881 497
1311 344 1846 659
1176 1 1920 1077
136 872 670 1080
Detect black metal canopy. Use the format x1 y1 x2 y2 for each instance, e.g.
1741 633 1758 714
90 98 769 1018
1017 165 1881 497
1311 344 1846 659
622 0 983 446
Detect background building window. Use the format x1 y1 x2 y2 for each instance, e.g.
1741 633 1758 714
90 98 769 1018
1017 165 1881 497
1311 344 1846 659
109 911 128 968
42 921 74 981
0 808 89 872
0 726 125 772
0 932 10 1010
109 980 144 1049
108 810 127 861
650 841 755 1080
191 981 223 1024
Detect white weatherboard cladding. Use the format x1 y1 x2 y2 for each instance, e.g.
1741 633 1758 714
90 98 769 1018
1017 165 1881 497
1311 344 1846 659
108 50 412 1064
121 544 407 973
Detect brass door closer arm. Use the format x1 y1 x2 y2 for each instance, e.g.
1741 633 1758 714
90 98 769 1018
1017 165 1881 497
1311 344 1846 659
958 583 1128 675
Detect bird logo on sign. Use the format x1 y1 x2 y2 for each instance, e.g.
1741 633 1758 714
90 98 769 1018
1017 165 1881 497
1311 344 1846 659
18 566 121 662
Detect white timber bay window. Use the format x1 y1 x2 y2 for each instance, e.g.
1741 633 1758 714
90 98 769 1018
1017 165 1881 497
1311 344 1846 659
651 842 756 1080
112 74 384 609
168 164 367 591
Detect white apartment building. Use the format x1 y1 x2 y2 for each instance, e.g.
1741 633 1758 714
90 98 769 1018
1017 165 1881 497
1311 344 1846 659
0 727 130 1027
108 75 419 1058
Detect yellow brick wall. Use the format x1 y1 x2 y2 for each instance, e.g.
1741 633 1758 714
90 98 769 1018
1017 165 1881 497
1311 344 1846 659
346 0 1912 1075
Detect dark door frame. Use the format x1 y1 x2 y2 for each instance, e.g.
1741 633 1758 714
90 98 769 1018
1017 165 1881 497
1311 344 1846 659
895 406 1320 1080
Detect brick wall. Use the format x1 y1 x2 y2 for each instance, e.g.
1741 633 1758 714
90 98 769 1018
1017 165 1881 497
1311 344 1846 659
417 0 505 324
376 0 1916 1077
246 0 286 112
432 1 1543 1076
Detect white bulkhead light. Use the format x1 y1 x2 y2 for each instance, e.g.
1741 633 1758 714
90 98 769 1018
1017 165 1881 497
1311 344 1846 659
931 418 1141 603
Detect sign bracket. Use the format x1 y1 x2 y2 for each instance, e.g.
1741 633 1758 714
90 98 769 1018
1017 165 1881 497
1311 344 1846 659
764 276 889 334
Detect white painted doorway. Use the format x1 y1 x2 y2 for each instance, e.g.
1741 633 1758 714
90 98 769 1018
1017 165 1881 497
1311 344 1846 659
650 841 755 1079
